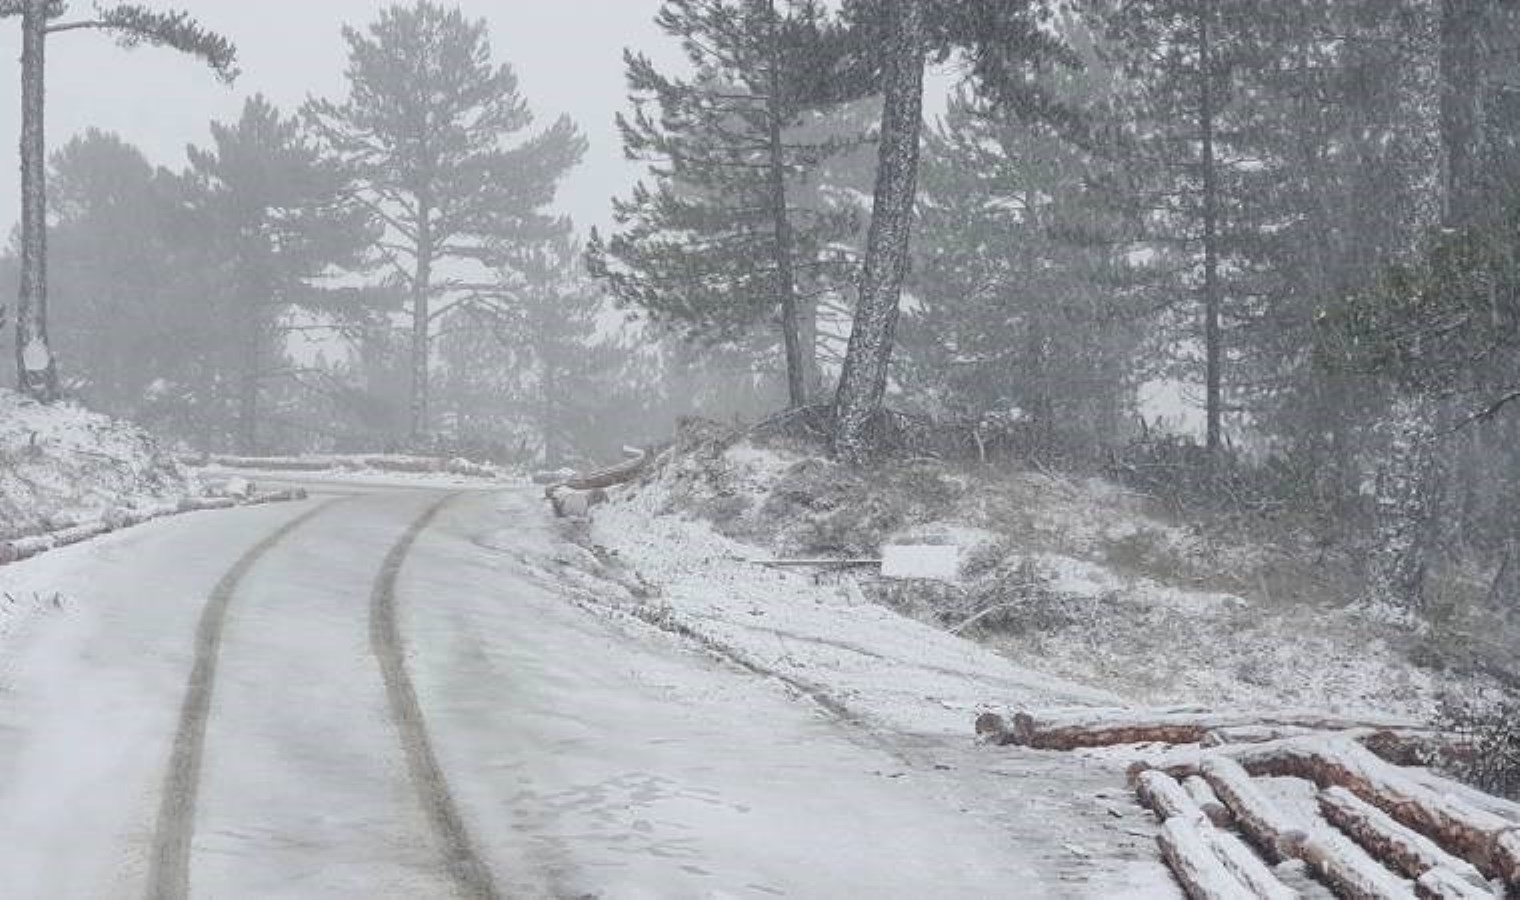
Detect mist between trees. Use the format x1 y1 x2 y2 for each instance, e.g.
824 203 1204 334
7 0 1520 616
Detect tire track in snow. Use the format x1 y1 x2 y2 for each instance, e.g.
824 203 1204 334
369 492 502 900
145 498 343 900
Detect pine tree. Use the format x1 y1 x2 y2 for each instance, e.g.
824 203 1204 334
830 0 1077 462
185 96 374 454
41 130 187 413
305 1 585 443
0 0 236 402
904 66 1140 451
587 0 859 408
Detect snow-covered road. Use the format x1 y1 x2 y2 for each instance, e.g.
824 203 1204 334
0 483 1170 899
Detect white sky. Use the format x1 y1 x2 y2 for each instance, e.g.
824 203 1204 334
0 0 680 237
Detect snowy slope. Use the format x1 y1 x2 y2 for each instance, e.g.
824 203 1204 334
581 422 1498 725
0 389 190 538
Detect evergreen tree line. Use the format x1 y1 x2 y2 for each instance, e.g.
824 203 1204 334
593 0 1520 613
7 1 784 465
11 0 1520 612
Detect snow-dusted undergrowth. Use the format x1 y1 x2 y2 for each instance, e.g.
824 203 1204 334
587 420 1492 726
0 389 189 539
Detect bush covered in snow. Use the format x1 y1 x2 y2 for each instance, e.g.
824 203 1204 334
0 390 190 538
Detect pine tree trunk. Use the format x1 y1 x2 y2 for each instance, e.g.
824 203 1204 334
1199 0 1223 455
540 355 557 467
16 0 58 402
1439 0 1484 228
1369 3 1447 611
832 0 925 463
762 0 807 409
411 203 433 445
800 293 822 396
237 313 260 456
1368 392 1439 610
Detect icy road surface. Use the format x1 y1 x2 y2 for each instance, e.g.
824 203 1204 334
0 483 1170 899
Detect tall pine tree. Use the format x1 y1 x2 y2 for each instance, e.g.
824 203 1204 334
306 1 585 442
588 0 859 408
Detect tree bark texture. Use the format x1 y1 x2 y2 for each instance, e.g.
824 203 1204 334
762 0 807 408
17 0 59 402
831 0 924 464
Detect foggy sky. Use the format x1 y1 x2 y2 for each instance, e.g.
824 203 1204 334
0 0 679 238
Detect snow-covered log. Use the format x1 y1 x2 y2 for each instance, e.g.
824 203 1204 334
1413 867 1497 899
1003 707 1418 750
1197 757 1307 863
1293 831 1419 900
1157 816 1254 900
1203 725 1319 747
1201 758 1416 898
244 488 309 506
1138 770 1295 899
1184 775 1234 828
1207 831 1299 900
1318 786 1488 887
565 449 648 491
548 486 607 518
177 496 239 512
1137 770 1212 825
1141 736 1520 886
48 521 112 548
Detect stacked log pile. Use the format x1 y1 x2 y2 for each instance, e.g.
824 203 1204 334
976 707 1518 899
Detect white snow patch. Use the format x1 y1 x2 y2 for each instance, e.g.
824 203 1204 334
585 471 1117 738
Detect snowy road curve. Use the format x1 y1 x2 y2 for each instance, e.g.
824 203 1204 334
0 482 1169 899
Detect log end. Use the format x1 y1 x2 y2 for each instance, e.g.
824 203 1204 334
974 712 1012 744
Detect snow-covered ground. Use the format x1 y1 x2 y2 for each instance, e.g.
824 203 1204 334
0 476 1178 898
0 389 189 539
581 425 1498 724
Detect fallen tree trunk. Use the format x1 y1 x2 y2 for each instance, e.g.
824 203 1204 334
1003 707 1423 750
1203 725 1319 748
1183 775 1234 828
1197 757 1307 864
565 449 649 491
1413 867 1496 900
1318 785 1487 887
1137 769 1212 825
1137 770 1295 899
1158 816 1255 900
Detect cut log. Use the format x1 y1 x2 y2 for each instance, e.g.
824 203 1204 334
1005 707 1422 750
1199 757 1308 863
177 496 238 512
1184 775 1235 828
1293 829 1419 900
1413 867 1498 900
1157 816 1254 900
565 450 648 491
1206 828 1301 900
1198 758 1415 898
49 521 112 548
532 467 577 486
1137 770 1211 826
974 712 1010 744
548 486 607 518
1319 785 1487 887
1138 770 1297 899
1204 725 1319 748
